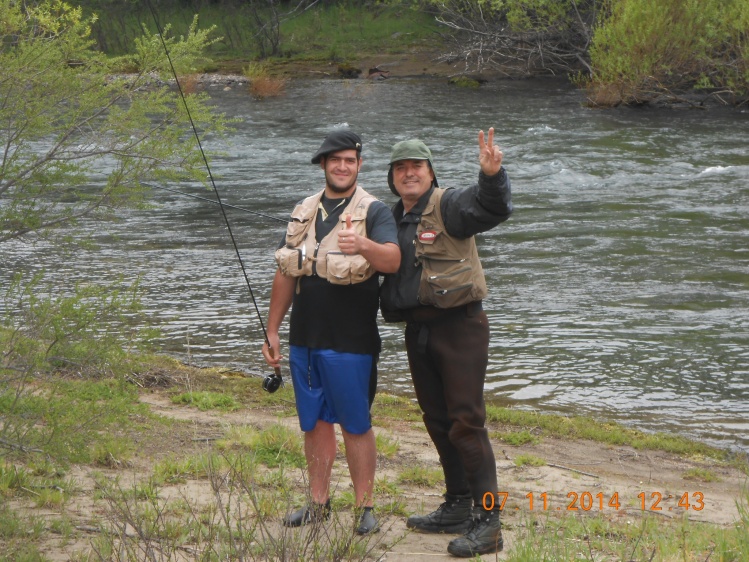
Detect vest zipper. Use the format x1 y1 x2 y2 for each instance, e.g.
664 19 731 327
428 266 471 281
296 244 305 269
311 241 321 275
435 283 473 295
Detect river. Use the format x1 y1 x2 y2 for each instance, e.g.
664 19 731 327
3 77 749 452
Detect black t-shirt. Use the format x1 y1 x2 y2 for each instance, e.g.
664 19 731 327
283 191 398 355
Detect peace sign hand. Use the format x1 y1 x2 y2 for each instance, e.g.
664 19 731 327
478 127 503 177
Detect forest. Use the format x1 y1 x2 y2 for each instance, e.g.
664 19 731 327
67 0 749 107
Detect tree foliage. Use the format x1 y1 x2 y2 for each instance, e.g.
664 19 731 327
72 0 322 59
423 0 748 105
586 0 749 106
0 0 229 243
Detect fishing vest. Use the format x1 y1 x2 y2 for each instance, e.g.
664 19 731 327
275 186 377 285
416 188 488 308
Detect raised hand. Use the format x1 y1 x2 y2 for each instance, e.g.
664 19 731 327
478 127 503 177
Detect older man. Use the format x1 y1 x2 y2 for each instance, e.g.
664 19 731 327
380 128 512 557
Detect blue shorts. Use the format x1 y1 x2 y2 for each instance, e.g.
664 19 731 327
289 346 374 435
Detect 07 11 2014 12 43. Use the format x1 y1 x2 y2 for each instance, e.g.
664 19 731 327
484 491 705 512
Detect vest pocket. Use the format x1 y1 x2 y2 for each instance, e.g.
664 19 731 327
324 251 373 285
275 244 312 277
419 257 476 308
285 217 310 246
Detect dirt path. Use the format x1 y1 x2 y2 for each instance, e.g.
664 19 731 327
139 392 746 561
25 387 746 561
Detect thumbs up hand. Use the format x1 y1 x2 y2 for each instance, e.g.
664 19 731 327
338 214 359 255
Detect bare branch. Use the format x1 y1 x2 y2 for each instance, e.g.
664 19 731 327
431 1 596 77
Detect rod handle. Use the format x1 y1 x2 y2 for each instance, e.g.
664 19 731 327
268 344 282 378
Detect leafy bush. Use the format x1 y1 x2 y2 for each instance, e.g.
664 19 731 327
587 0 749 104
2 274 156 378
1 275 155 463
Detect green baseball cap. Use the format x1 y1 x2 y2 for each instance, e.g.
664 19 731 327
389 139 434 164
387 139 439 195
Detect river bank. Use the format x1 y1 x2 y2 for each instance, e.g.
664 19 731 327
13 363 749 561
180 49 746 111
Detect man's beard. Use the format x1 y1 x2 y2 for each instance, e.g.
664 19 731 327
325 170 358 194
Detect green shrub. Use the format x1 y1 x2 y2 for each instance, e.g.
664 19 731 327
588 0 749 104
2 274 157 379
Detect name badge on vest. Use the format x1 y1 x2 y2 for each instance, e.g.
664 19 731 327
418 230 438 244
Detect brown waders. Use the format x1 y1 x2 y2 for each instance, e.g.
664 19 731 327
403 302 498 506
403 303 503 556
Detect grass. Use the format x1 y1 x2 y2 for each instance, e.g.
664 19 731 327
213 423 306 469
494 429 541 446
276 3 437 61
372 393 422 425
683 467 721 482
90 435 135 468
485 404 743 468
171 390 240 411
397 466 443 488
2 359 748 560
375 433 400 459
514 454 546 467
151 452 223 484
87 2 442 70
448 76 482 88
0 374 153 465
506 508 749 562
243 61 288 98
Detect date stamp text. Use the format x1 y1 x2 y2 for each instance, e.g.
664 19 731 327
484 491 705 512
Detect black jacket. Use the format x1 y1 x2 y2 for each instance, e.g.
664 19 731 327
380 168 513 315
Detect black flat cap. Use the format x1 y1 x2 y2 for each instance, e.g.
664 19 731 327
311 130 362 164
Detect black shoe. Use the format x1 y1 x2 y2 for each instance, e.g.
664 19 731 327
406 493 473 534
447 508 503 557
283 499 331 528
356 507 380 535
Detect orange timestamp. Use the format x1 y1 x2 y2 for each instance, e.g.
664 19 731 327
483 491 705 512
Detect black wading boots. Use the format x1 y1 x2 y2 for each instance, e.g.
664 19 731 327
406 492 473 534
283 499 331 527
447 507 503 557
356 506 380 535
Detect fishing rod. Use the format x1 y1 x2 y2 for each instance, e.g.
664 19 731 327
145 0 283 392
146 183 288 224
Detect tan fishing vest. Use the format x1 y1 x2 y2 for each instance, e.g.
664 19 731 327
275 186 376 285
416 188 488 308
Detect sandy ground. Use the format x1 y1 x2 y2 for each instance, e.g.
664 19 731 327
17 378 747 562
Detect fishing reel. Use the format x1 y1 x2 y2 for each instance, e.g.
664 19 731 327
263 345 284 393
263 370 283 394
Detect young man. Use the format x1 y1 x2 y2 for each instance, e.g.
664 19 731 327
379 128 513 557
262 130 400 535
